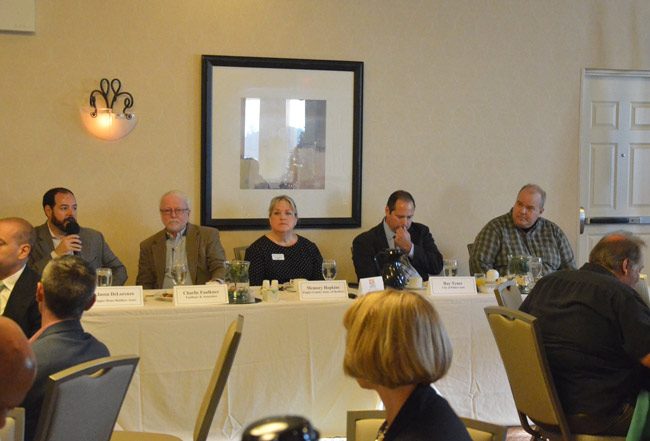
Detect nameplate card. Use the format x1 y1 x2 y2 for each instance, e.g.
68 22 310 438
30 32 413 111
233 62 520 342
94 286 144 307
298 280 348 300
358 276 384 296
428 277 478 295
173 284 228 306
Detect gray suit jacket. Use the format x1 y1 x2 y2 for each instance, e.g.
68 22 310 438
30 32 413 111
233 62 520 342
136 223 226 289
22 320 109 441
29 223 128 285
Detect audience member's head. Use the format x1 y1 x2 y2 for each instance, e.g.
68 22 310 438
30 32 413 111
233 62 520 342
38 255 96 320
512 183 546 229
0 317 36 428
159 190 191 236
589 231 646 287
343 289 452 389
42 187 77 234
0 217 34 280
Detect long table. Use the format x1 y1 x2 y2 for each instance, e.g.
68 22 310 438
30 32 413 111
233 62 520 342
81 290 518 441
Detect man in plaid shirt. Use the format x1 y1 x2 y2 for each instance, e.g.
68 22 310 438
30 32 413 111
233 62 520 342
469 184 576 275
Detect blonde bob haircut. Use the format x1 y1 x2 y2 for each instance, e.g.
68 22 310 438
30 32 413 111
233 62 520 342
343 289 452 388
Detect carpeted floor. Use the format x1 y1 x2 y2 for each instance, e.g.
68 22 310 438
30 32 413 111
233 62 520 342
506 427 533 440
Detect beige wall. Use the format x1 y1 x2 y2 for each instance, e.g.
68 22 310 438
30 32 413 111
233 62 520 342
2 0 650 283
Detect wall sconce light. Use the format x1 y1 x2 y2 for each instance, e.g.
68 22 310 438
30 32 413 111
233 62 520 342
80 78 137 141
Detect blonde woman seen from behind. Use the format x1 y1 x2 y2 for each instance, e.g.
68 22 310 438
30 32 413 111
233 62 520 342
343 290 471 441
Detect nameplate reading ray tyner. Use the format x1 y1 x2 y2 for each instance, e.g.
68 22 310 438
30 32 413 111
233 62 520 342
173 284 228 306
299 280 348 300
94 286 144 307
428 277 478 295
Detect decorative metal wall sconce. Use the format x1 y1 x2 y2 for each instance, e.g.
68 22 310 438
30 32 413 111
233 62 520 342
80 78 137 141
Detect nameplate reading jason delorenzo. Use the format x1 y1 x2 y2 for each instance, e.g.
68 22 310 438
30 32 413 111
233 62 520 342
94 286 144 307
173 284 228 306
428 277 478 295
299 280 349 300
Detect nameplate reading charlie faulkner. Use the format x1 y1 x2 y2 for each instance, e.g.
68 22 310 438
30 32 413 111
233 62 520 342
428 277 478 295
299 280 349 300
94 286 144 307
173 284 228 306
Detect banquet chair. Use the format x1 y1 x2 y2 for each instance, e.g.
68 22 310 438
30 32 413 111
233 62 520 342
32 355 139 441
484 306 625 441
460 417 507 441
111 314 244 441
346 410 385 441
233 246 248 261
0 408 25 441
346 410 507 441
493 280 523 310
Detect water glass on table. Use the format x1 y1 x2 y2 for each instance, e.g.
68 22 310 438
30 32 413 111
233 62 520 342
171 262 188 286
528 256 543 282
322 259 337 280
96 267 112 287
442 259 458 277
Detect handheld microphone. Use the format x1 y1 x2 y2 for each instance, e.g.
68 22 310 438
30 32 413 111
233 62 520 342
63 219 81 255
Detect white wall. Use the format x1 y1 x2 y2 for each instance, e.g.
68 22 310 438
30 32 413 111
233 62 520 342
2 0 650 282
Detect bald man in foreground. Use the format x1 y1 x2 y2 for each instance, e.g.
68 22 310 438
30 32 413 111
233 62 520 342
0 316 36 428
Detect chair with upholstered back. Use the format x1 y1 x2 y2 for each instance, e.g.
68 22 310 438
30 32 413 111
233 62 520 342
233 246 248 261
346 410 385 441
493 280 523 310
460 417 507 441
111 314 244 441
484 306 625 441
0 408 25 441
32 355 139 441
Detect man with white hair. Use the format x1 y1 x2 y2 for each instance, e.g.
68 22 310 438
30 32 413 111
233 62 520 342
0 317 36 429
136 190 226 288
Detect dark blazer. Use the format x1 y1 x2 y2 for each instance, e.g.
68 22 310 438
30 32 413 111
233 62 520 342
29 223 128 285
2 265 40 337
22 320 109 441
352 221 443 281
136 223 227 289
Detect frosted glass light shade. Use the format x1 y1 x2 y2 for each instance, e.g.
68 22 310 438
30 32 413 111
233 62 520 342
80 107 137 141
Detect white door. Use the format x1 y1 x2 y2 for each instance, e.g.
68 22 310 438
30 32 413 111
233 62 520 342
578 69 650 269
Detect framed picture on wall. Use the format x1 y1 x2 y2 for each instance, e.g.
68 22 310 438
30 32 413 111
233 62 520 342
201 55 363 230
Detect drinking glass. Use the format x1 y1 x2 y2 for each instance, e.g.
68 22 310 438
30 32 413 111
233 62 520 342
322 259 337 281
171 263 188 286
96 268 112 287
528 256 543 282
442 259 458 277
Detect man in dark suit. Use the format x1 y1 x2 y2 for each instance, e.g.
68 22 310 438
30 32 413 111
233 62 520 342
352 190 443 282
29 187 127 285
136 190 226 289
21 255 109 441
0 217 41 337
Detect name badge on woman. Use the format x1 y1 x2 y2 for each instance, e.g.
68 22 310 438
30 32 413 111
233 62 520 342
272 253 285 260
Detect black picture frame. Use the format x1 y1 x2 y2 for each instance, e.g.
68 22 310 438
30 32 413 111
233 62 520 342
201 55 363 230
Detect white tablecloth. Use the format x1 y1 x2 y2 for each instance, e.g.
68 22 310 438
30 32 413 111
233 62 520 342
81 290 517 441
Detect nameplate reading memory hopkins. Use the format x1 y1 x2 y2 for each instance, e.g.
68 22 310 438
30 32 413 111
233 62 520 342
173 284 228 306
94 286 144 308
428 277 478 295
298 280 349 301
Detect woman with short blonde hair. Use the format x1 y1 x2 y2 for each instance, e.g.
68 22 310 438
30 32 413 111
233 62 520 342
344 290 470 441
245 195 323 285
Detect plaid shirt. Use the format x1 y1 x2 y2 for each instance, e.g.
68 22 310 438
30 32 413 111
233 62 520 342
470 210 576 275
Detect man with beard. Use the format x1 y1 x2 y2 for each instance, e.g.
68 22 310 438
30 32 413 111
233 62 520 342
29 187 127 285
136 190 226 288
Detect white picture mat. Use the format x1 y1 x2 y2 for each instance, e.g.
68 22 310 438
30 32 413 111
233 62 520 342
209 65 355 219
